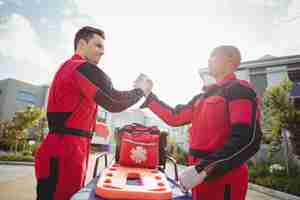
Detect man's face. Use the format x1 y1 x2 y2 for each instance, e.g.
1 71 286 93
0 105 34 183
81 34 104 65
208 49 230 78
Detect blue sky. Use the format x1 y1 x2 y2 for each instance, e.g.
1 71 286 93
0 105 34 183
0 0 299 106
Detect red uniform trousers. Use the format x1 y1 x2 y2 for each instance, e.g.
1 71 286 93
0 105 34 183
190 156 248 200
35 134 90 200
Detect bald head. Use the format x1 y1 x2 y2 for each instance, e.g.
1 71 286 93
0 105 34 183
211 45 241 69
208 45 241 81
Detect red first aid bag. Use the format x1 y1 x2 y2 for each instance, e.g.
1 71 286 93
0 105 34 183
117 123 160 169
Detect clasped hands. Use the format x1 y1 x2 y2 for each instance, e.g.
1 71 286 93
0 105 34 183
133 73 153 97
134 74 208 191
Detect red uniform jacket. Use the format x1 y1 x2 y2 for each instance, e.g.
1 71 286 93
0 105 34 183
141 74 262 180
47 54 144 135
35 54 143 200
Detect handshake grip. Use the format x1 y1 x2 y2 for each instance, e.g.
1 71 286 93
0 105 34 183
134 73 153 97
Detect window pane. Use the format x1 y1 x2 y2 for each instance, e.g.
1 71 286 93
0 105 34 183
17 91 37 104
266 66 287 86
250 74 267 96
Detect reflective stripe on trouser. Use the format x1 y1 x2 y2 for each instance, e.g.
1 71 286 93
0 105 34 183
35 134 89 200
36 157 59 200
192 164 248 200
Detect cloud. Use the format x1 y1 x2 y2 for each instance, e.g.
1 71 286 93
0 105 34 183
75 0 223 16
283 0 300 20
244 0 284 7
0 14 55 84
0 0 299 104
263 0 300 56
0 1 95 85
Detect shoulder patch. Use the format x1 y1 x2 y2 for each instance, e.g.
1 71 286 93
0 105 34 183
225 81 257 101
238 80 257 93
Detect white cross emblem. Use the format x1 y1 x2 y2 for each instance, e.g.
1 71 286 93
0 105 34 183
130 146 147 164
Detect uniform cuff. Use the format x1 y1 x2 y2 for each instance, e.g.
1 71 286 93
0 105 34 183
140 92 156 108
195 160 210 173
135 88 144 97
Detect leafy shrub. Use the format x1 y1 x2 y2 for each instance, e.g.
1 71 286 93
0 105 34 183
249 163 270 182
285 176 300 196
29 143 41 156
166 135 188 165
174 146 188 165
0 154 34 162
22 150 32 156
262 78 300 156
249 163 300 196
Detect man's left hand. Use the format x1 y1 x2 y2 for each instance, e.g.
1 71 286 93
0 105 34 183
179 165 207 190
134 73 153 97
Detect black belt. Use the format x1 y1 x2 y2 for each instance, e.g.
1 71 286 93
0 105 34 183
49 127 93 139
189 148 212 158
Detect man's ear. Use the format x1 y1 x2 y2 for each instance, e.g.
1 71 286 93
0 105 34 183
228 57 239 70
78 39 87 50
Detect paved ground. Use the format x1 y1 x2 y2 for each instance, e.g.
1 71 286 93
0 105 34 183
0 163 282 200
247 190 280 200
0 165 36 200
164 163 282 200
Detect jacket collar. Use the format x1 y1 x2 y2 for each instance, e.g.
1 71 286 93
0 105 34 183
203 73 236 92
71 54 85 60
217 73 236 86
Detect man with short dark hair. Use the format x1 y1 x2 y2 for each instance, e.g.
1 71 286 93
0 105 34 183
34 26 149 200
136 45 262 200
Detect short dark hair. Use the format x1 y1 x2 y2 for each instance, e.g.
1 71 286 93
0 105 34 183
74 26 105 51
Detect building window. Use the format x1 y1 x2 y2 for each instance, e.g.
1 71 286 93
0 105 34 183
235 69 250 81
249 68 268 96
266 66 287 87
0 89 2 95
250 73 267 97
17 91 37 105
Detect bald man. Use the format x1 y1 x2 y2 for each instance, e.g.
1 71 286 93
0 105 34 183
137 45 262 200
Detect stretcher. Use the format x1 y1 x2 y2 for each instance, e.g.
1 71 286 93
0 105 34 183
71 123 192 200
96 165 172 199
71 151 192 200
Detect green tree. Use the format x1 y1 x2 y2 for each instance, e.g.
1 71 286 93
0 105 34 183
34 117 48 143
263 78 300 144
0 121 14 150
166 134 188 165
262 78 300 175
0 106 45 153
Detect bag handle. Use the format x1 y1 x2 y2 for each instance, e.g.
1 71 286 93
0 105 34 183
119 123 160 135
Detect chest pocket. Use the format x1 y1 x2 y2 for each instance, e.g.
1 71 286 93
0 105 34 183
202 96 227 130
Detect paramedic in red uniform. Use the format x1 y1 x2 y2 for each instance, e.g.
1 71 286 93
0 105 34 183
137 46 262 200
34 26 148 200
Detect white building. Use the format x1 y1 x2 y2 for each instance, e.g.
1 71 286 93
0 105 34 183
199 54 300 96
98 108 189 150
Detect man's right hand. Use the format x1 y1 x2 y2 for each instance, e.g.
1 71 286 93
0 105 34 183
134 74 153 97
179 165 207 190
